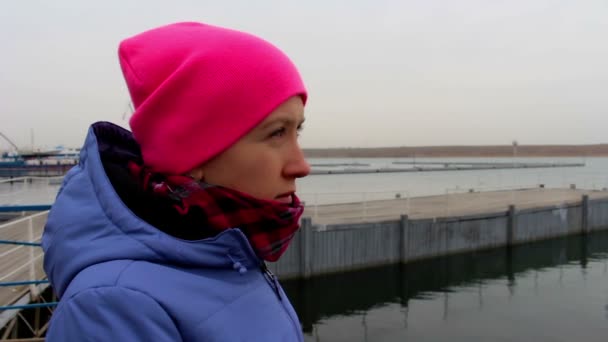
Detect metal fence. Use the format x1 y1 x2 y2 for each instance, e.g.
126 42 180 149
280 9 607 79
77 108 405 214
0 211 57 334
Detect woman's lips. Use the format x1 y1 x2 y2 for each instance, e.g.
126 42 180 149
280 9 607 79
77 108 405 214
275 193 294 204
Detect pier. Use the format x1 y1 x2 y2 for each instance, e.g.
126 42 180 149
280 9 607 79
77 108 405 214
303 187 607 225
270 187 608 279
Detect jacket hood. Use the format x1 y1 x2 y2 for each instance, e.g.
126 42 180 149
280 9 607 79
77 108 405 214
42 122 260 297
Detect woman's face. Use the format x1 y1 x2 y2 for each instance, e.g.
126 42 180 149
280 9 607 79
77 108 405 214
192 96 310 202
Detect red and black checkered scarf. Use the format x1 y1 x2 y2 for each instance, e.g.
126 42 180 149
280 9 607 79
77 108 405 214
128 162 304 262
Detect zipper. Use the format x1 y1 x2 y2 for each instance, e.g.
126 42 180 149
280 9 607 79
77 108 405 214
260 261 282 301
260 261 304 341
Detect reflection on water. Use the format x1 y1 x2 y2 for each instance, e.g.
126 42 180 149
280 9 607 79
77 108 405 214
282 232 608 341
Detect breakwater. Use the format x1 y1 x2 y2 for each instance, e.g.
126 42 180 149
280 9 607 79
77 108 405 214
310 161 585 175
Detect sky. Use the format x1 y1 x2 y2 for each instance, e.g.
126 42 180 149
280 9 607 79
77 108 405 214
1 0 607 150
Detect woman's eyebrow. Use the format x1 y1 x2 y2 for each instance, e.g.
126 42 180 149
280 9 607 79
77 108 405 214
258 116 305 130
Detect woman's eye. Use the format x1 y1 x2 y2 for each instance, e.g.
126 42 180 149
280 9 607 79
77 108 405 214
270 127 286 138
269 124 304 139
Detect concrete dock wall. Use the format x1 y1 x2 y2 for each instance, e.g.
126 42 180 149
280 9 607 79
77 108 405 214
405 214 508 262
589 198 608 232
514 205 582 243
269 195 608 279
310 221 402 275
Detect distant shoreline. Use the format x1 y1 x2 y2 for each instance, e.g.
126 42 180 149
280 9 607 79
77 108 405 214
303 144 608 158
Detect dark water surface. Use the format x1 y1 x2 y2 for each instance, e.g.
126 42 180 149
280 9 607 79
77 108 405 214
282 232 608 341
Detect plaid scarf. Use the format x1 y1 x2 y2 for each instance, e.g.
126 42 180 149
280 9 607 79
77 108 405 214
128 162 304 261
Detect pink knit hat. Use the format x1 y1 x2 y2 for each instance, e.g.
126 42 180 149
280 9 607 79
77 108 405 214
118 22 307 174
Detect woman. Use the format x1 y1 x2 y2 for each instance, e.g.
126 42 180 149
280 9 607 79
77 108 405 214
42 22 310 341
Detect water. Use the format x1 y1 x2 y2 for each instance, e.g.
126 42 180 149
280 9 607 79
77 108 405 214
0 177 62 206
299 157 608 204
1 157 608 206
282 232 608 341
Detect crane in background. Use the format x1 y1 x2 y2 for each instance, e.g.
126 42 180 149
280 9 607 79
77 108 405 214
0 131 20 153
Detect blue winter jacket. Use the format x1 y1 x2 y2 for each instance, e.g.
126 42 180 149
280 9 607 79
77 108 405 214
42 122 304 341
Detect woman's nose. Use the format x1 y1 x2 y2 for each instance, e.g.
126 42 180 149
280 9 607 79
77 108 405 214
283 144 310 179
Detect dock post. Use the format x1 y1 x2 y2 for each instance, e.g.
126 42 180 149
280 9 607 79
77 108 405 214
507 205 516 247
300 217 313 279
582 195 589 234
400 215 409 263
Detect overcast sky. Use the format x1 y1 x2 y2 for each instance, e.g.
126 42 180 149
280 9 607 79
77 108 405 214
1 0 607 150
